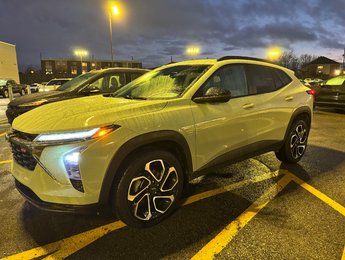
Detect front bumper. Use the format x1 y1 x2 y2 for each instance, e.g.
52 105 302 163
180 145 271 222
14 178 102 214
6 129 126 208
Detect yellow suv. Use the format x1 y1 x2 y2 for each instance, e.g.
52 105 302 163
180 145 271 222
7 57 313 227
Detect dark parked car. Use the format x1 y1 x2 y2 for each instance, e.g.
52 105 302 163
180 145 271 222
314 76 345 110
0 79 27 98
6 68 149 124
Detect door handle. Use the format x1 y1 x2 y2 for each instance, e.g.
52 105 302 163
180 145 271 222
242 103 254 109
285 96 294 101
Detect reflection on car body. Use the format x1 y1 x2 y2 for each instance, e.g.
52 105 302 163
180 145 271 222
5 68 149 124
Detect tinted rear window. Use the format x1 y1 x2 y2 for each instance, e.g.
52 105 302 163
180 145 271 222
246 65 292 94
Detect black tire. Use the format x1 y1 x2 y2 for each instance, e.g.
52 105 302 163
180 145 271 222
20 89 26 96
113 150 184 228
275 118 309 163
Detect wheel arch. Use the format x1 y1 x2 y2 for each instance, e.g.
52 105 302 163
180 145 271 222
98 130 193 205
283 106 312 142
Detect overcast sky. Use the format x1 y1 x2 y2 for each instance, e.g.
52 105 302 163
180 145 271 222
1 0 344 70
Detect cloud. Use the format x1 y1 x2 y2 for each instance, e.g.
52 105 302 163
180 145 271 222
0 0 344 70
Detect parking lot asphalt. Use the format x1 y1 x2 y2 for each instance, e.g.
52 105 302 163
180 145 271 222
0 96 345 259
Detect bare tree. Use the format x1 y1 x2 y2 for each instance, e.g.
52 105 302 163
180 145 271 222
299 54 318 69
277 51 299 71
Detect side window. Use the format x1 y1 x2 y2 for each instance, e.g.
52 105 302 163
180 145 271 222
87 73 126 93
129 73 143 82
198 65 248 98
88 77 104 91
246 65 276 94
108 73 125 92
275 69 292 87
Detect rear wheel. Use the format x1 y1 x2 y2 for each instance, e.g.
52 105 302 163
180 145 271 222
113 150 184 227
276 118 309 163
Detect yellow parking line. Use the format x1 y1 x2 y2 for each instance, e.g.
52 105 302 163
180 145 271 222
183 170 283 206
0 160 12 165
191 174 293 260
290 173 345 217
0 132 6 137
3 221 126 260
2 170 284 259
342 245 345 260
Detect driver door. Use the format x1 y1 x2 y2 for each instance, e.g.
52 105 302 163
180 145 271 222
191 64 258 170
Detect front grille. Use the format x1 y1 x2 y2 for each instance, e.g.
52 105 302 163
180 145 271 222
10 142 37 171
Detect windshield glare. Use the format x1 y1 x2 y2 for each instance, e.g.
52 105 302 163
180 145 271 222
57 73 95 91
0 80 7 86
115 65 209 99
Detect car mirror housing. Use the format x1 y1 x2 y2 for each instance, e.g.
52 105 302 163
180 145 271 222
192 87 231 103
82 86 101 95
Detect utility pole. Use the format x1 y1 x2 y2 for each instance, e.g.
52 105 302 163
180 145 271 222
342 48 345 74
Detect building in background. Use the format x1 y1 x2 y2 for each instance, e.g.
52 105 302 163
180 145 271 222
303 56 341 78
41 58 142 80
0 41 20 83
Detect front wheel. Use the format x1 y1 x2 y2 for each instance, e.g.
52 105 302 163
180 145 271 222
113 150 184 228
20 89 26 96
276 118 309 163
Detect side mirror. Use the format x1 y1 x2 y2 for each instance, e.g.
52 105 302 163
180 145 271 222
193 87 231 103
82 85 101 95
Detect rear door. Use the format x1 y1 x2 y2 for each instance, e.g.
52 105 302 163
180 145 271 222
244 64 296 143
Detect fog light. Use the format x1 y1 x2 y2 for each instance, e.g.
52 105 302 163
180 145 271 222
64 148 85 192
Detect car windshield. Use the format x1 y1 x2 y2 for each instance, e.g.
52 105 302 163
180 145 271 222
115 65 210 99
57 73 96 91
0 80 7 86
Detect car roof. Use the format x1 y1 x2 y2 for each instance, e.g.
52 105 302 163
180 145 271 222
163 56 293 73
88 67 150 73
49 78 72 81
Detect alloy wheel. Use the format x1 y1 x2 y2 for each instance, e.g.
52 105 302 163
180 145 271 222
127 159 179 221
289 124 308 159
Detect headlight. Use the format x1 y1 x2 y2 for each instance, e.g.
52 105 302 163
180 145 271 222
18 99 48 107
34 125 119 142
64 147 85 192
0 86 3 90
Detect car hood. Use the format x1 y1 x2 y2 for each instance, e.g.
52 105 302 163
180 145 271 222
8 91 72 106
12 95 168 134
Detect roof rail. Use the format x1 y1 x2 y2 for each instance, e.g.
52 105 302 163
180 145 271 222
217 56 275 64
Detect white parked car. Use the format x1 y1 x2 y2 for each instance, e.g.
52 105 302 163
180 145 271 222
42 78 71 91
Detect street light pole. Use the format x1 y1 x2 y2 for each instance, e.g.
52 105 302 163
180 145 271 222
108 4 119 68
109 10 114 67
74 49 88 74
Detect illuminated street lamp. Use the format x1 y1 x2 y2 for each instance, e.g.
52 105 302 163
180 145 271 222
266 47 282 61
186 46 201 57
74 49 88 63
109 3 120 66
74 49 88 74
